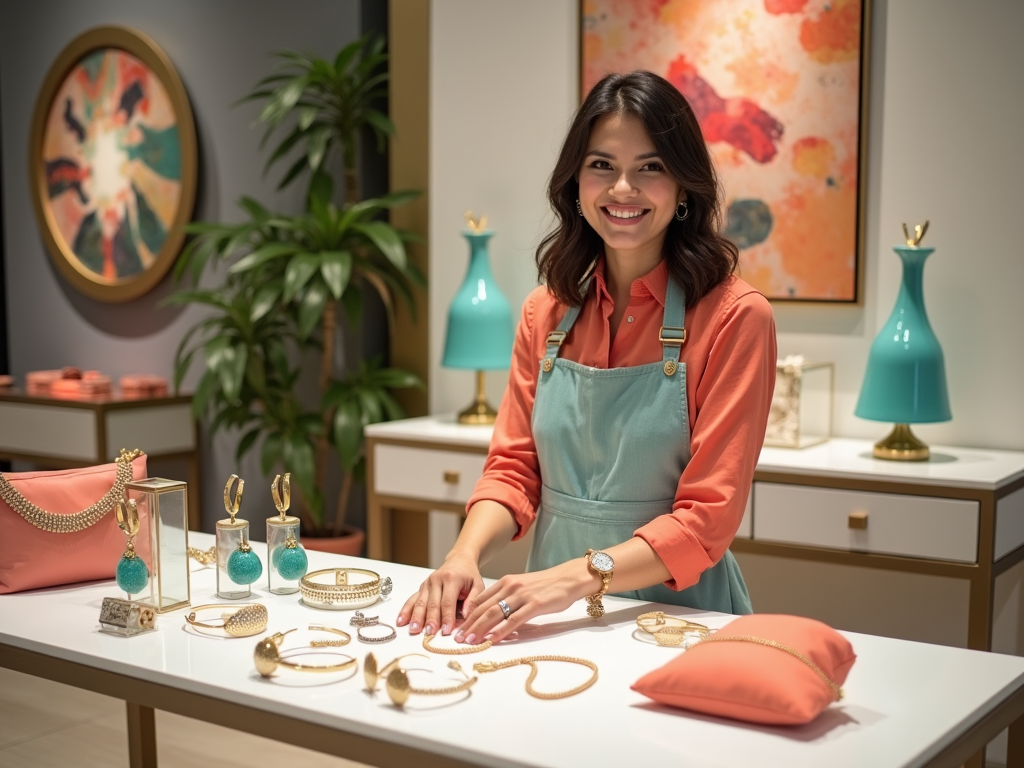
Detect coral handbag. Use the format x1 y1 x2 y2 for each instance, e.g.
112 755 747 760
0 450 147 594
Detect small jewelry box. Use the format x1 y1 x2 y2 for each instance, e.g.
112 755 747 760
764 358 833 449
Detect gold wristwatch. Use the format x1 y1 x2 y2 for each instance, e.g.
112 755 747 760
584 549 614 618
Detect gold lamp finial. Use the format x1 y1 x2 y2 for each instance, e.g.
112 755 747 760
902 220 930 247
464 211 488 233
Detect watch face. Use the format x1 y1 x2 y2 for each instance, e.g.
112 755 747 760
590 551 614 573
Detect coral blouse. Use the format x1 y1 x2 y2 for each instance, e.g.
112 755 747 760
467 258 777 591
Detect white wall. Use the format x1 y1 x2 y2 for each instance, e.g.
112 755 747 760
429 0 1024 452
429 0 580 415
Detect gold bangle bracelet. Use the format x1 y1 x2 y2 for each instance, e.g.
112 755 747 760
254 627 357 678
474 655 599 700
386 661 477 707
186 603 269 638
299 568 394 608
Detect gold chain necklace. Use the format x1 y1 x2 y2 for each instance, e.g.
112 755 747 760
474 655 599 700
694 635 844 701
0 448 143 533
422 633 493 655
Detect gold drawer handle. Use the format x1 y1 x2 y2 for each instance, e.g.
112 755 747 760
848 511 869 530
443 471 460 485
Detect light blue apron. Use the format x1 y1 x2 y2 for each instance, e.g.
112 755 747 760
526 277 752 614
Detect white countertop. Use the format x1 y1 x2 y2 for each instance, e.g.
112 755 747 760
366 417 1024 491
3 532 1024 768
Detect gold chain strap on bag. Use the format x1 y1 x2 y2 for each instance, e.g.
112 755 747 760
0 449 144 533
694 635 844 701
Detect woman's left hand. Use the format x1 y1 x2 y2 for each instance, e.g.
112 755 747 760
454 560 596 645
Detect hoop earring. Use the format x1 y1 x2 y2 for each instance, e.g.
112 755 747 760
675 201 689 222
576 199 583 217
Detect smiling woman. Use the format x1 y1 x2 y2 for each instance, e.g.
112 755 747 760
398 71 777 646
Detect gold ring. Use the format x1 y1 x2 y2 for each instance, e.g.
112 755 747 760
186 604 269 637
386 661 477 707
253 627 357 678
364 652 429 691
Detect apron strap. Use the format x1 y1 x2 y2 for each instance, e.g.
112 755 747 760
540 279 590 373
660 279 687 373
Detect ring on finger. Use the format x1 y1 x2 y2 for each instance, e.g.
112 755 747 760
498 599 513 621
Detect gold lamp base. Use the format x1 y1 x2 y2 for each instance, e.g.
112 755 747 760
872 423 930 461
457 370 498 425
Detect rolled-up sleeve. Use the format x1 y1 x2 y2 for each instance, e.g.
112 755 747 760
634 290 777 591
466 291 543 539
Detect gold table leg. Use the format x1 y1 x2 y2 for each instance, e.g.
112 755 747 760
126 702 157 768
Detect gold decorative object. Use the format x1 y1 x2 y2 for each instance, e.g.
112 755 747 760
253 628 357 678
385 660 478 707
0 448 141 533
464 210 488 233
693 635 844 701
186 603 269 638
902 220 930 247
422 633 493 655
473 655 599 699
267 472 305 594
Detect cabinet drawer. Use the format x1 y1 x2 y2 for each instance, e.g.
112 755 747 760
374 444 486 506
753 482 979 563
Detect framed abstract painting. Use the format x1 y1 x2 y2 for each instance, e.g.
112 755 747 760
581 0 870 302
29 26 197 303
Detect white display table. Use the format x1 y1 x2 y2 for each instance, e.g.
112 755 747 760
365 417 1024 654
2 532 1024 768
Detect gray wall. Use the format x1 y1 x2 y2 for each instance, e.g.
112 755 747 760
0 0 385 531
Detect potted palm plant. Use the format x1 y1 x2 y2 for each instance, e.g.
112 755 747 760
170 36 423 549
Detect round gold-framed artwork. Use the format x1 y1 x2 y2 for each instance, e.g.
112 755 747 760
29 26 197 303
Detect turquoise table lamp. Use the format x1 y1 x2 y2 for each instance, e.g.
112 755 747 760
855 222 951 460
442 212 514 424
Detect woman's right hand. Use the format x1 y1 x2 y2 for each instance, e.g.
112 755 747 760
395 551 485 636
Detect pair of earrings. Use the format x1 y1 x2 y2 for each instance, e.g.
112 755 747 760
223 473 308 585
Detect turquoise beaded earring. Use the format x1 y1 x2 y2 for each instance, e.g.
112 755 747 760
222 476 263 586
115 498 149 596
227 538 263 585
270 473 308 581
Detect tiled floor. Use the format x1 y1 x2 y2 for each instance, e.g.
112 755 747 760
0 667 366 768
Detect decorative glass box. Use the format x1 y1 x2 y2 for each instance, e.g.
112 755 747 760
764 358 833 449
125 477 191 613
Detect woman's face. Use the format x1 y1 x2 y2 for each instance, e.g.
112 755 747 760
578 113 683 266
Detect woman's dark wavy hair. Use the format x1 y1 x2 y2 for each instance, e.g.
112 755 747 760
536 70 738 306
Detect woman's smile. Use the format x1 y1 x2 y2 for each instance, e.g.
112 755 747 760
601 204 650 225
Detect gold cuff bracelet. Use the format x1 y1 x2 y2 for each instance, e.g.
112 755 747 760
385 661 477 707
253 626 357 678
186 604 269 637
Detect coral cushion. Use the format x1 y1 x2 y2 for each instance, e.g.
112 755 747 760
631 614 856 725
